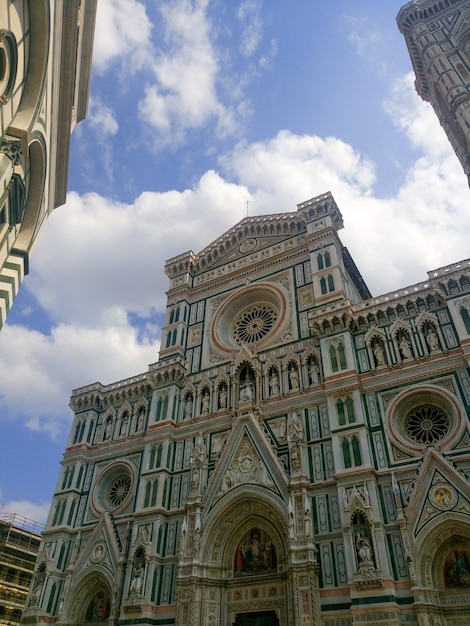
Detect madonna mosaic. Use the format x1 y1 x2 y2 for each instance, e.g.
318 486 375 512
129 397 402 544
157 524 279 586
444 547 470 588
234 528 277 576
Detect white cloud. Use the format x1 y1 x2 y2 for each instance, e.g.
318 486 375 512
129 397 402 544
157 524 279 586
88 97 119 138
384 72 452 157
93 0 153 73
30 175 250 327
0 495 50 526
139 0 232 143
342 14 384 60
3 71 470 439
0 319 159 436
237 0 264 58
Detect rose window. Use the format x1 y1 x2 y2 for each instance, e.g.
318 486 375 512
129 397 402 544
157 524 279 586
92 462 135 514
405 405 449 445
108 475 132 507
210 283 289 355
233 305 278 345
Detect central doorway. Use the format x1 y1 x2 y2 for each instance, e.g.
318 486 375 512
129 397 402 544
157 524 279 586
234 610 280 626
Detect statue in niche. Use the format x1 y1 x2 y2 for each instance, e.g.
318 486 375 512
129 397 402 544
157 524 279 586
308 358 320 384
129 562 144 596
184 394 193 419
288 365 299 390
119 412 129 436
218 385 227 409
136 407 145 432
399 336 413 360
239 378 254 402
373 341 386 367
444 547 470 587
353 512 375 570
190 433 206 491
192 433 206 462
239 366 256 403
30 564 46 606
103 417 113 441
288 411 303 443
426 328 440 352
287 411 303 472
234 528 277 575
201 390 210 414
269 370 280 397
356 532 373 565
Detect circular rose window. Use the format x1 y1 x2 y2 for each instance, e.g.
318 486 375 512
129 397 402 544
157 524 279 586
405 405 449 445
386 385 463 456
211 283 289 355
233 304 278 345
91 462 134 514
107 474 132 507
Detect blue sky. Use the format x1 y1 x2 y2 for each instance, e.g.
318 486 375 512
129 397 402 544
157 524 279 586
2 0 470 524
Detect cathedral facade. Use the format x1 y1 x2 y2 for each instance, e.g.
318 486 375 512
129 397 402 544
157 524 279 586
22 192 470 626
397 0 470 186
0 1 96 329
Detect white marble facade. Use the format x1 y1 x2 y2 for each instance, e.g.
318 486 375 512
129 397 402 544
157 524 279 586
23 191 470 626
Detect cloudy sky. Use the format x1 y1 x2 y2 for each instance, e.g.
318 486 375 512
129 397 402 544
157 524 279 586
2 0 470 525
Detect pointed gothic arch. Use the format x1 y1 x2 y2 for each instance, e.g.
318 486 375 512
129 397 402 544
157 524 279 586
177 490 291 626
411 520 470 621
65 573 112 625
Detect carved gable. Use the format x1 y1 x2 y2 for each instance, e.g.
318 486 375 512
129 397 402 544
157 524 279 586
203 412 288 510
71 513 122 583
192 214 307 274
406 449 470 543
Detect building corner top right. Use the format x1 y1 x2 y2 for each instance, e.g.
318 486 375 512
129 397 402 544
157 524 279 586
396 0 470 186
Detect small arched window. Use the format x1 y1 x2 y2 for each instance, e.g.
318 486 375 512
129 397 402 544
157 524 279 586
73 421 81 444
461 307 470 334
337 399 346 425
47 582 57 613
86 420 94 443
149 445 156 469
151 479 158 507
61 468 69 490
342 438 352 469
67 498 76 525
330 344 338 372
144 480 151 507
352 436 362 466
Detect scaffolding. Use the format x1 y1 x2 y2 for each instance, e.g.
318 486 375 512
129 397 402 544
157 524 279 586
0 514 43 626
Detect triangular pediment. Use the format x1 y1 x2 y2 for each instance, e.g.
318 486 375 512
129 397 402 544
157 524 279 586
203 412 289 511
454 12 470 37
406 450 470 542
192 213 307 274
71 512 122 583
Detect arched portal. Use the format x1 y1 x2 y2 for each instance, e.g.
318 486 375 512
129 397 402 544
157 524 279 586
177 478 320 625
62 572 112 625
177 488 292 626
414 519 470 623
